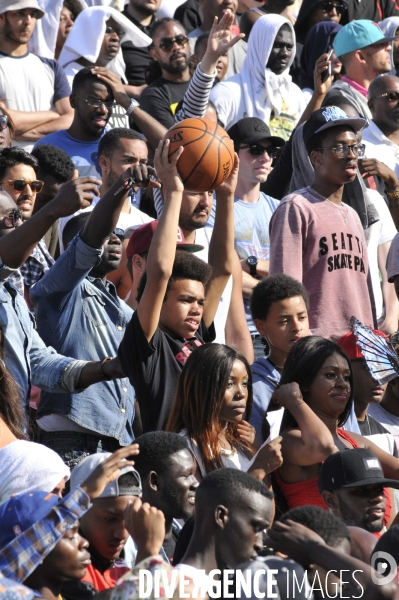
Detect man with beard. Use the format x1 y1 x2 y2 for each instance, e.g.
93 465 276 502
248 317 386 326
30 165 160 465
319 448 399 538
133 431 199 564
140 18 191 129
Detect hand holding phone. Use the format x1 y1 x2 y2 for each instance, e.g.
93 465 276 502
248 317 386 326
321 49 333 84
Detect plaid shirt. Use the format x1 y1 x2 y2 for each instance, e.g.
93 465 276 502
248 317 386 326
8 239 54 296
0 486 90 582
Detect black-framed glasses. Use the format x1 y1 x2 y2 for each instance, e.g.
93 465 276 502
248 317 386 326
0 208 22 230
107 228 125 242
320 1 347 13
316 143 365 159
105 25 125 38
240 144 279 160
75 95 116 110
153 35 189 52
0 179 44 192
369 91 399 102
0 115 8 131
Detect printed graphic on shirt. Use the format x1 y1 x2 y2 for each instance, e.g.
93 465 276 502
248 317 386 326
175 338 202 366
269 99 297 141
319 231 366 274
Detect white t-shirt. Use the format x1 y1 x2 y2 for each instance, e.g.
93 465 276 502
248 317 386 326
366 189 397 320
194 227 232 345
368 403 399 452
363 120 399 178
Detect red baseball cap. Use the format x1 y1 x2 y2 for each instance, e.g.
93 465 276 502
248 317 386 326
126 220 204 258
337 330 389 359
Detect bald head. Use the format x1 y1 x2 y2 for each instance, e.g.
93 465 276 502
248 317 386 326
0 191 20 237
368 74 399 131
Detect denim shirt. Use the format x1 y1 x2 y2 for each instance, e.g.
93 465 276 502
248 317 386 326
30 234 135 445
0 275 76 403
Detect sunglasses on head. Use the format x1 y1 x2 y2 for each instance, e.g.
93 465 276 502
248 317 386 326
369 91 399 102
153 35 189 52
0 115 8 131
0 179 44 192
320 1 346 13
0 208 22 230
240 144 279 159
107 228 125 242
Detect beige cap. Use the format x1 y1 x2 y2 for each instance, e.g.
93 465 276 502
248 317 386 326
0 0 44 17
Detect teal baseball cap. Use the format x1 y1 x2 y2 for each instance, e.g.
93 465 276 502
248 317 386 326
333 20 396 57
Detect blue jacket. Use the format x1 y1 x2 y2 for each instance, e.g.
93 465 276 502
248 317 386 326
30 235 135 445
251 356 281 441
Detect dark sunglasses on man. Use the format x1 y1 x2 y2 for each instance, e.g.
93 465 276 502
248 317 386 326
153 35 189 52
369 91 399 103
320 1 346 14
0 179 44 193
240 144 279 160
106 228 125 242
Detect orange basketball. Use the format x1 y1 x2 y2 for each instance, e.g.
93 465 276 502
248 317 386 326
164 117 234 192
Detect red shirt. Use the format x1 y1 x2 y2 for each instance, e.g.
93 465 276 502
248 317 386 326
82 561 130 591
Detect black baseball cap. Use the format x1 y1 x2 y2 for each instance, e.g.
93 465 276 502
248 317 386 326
227 118 285 148
302 106 366 150
318 448 399 493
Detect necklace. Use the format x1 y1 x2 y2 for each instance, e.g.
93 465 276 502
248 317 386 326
310 187 349 224
326 198 349 224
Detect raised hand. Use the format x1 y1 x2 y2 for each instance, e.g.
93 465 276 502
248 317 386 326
80 445 139 499
272 382 304 410
49 176 101 218
251 436 283 474
154 139 184 194
124 497 166 561
92 67 130 110
215 152 239 197
313 52 333 98
237 420 261 456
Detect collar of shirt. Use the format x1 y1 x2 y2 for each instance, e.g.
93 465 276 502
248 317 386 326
122 9 156 35
342 75 368 98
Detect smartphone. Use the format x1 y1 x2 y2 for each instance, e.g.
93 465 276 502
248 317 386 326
321 49 333 84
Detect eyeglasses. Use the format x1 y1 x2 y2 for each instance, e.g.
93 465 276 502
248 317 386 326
0 115 8 131
316 143 366 159
369 91 399 102
0 208 22 229
107 228 125 242
320 1 347 14
105 25 125 39
0 179 44 192
153 35 189 52
75 95 116 109
240 144 279 160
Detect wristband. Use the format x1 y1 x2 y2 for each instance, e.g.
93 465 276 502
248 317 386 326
125 98 140 116
98 357 113 381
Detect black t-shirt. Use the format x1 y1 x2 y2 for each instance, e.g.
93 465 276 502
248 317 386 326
121 10 154 87
344 0 399 22
118 310 215 432
139 77 190 129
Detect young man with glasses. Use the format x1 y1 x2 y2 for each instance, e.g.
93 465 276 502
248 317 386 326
227 117 284 358
29 162 160 467
269 107 375 338
139 18 191 129
0 147 55 299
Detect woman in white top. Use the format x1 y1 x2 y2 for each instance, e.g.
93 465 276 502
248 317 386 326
166 344 282 481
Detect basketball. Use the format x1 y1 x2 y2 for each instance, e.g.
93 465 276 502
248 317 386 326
164 117 235 192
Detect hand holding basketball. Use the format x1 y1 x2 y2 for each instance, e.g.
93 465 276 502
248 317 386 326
164 117 234 192
154 139 184 193
215 152 239 196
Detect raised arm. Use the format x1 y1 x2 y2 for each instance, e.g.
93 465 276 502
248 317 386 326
136 139 184 341
0 177 101 269
203 154 238 328
80 165 160 249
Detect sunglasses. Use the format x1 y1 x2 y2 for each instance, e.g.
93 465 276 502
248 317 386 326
320 1 346 13
0 179 44 192
107 228 125 242
240 144 279 159
369 91 399 102
0 208 23 230
153 35 189 52
0 115 8 131
75 95 116 110
104 25 125 39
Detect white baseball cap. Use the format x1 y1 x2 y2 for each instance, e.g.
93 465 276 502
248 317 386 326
71 452 142 498
0 0 44 17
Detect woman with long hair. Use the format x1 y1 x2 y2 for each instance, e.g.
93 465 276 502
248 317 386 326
272 336 399 514
166 343 282 481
